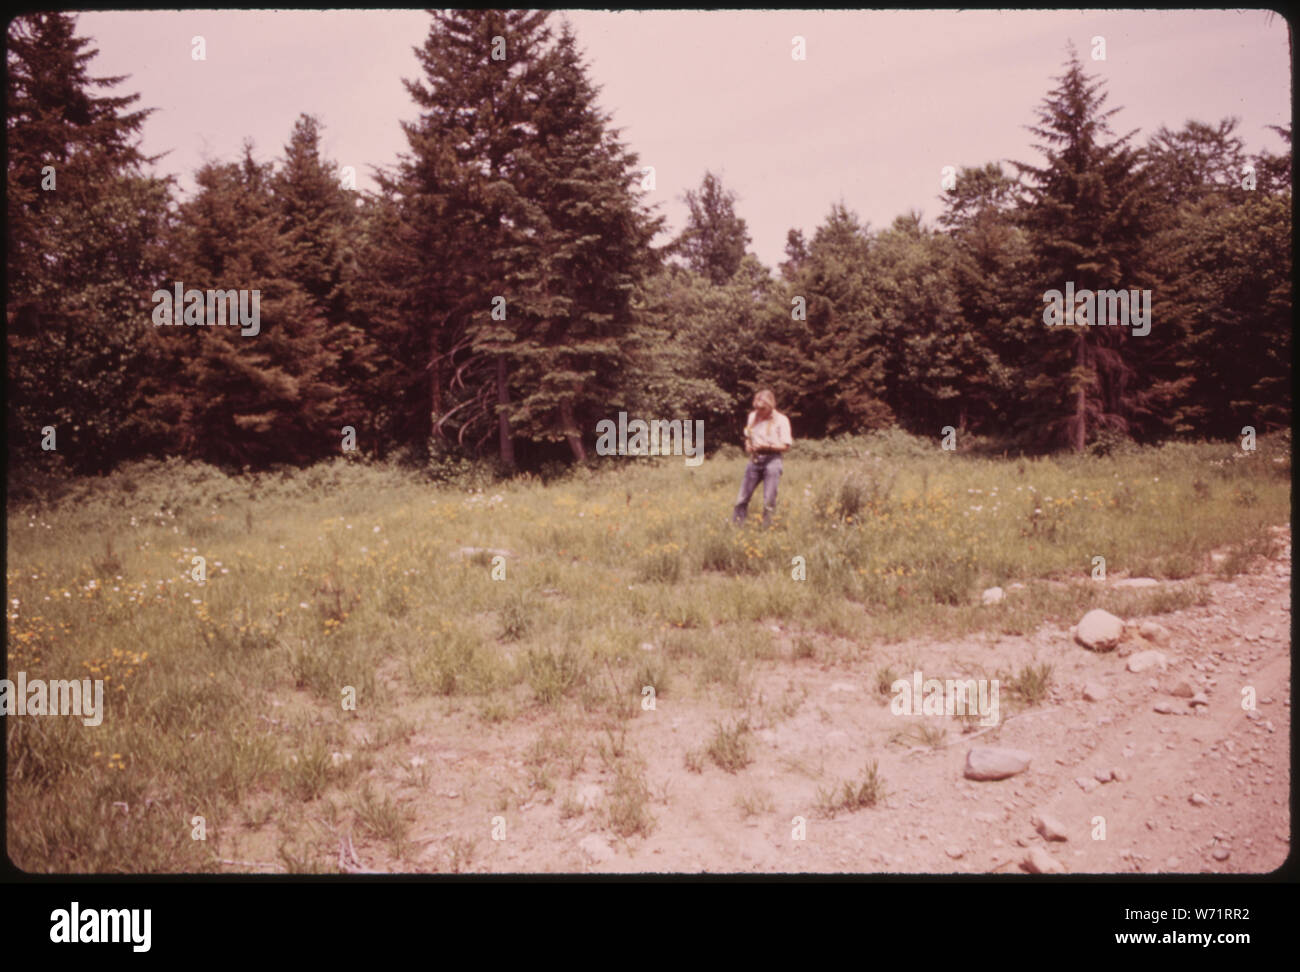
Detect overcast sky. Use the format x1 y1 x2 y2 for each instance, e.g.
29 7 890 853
74 9 1291 269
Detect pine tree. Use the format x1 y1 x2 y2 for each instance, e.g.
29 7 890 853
502 22 663 461
6 12 172 473
1011 47 1158 451
146 145 343 467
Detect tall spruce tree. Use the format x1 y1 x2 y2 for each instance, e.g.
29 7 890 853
397 9 556 468
6 12 172 474
1012 47 1157 451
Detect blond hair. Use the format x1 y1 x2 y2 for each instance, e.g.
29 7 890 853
753 389 776 409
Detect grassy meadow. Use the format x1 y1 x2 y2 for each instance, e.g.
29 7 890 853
5 428 1291 871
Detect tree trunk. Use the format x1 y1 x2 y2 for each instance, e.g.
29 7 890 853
430 350 442 449
1073 334 1087 453
496 355 514 468
560 398 586 461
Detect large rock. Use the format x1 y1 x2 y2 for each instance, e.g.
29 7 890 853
1127 650 1168 673
981 587 1005 605
1076 609 1125 651
964 747 1032 781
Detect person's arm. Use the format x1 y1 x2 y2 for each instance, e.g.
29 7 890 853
770 414 793 453
743 411 756 454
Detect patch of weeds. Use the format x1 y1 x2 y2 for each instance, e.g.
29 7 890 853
447 836 477 874
524 646 586 705
876 665 898 697
735 788 775 819
706 718 752 773
1009 662 1053 706
684 748 705 774
815 761 886 816
606 764 654 838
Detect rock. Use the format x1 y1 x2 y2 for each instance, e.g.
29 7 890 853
1153 701 1176 714
1076 609 1125 651
1075 776 1099 793
1114 577 1159 589
1169 680 1195 698
1094 768 1114 783
1190 693 1209 707
1112 768 1130 782
579 834 614 865
945 846 965 860
1082 682 1109 702
1189 793 1210 807
964 747 1032 781
1127 650 1168 673
1021 847 1066 874
1032 811 1069 841
981 586 1005 605
1212 848 1231 862
1138 621 1170 644
1261 626 1277 640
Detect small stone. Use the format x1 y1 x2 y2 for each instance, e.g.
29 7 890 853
964 747 1032 781
1138 621 1170 644
981 586 1005 605
1169 681 1195 698
1082 682 1109 702
1153 701 1175 714
1189 793 1210 807
1212 848 1231 862
1112 768 1131 782
1077 609 1125 651
1021 847 1066 874
1095 768 1114 783
1189 693 1209 707
1031 811 1069 841
1127 650 1169 673
945 846 964 859
1075 776 1099 793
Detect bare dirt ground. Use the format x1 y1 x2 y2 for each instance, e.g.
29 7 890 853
221 524 1291 874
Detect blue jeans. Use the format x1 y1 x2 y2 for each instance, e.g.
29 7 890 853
732 454 783 525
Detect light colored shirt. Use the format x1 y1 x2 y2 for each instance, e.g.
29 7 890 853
745 410 793 451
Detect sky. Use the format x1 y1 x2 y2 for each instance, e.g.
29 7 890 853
73 9 1292 269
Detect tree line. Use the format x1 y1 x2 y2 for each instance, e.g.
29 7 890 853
7 11 1291 478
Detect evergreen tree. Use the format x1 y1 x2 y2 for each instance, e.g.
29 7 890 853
146 145 343 467
1011 47 1158 451
6 12 172 473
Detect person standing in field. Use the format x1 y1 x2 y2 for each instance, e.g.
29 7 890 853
732 389 793 526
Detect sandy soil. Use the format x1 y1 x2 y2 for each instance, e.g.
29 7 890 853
220 524 1291 875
